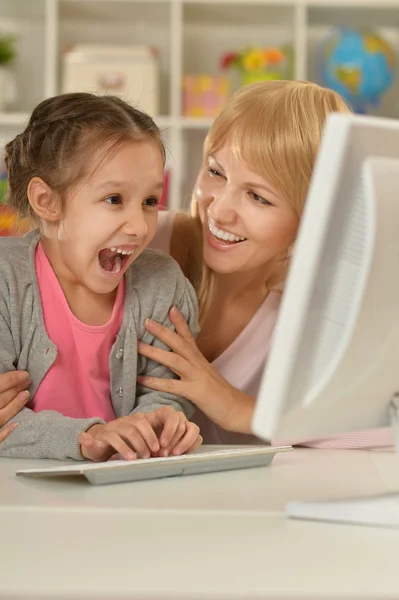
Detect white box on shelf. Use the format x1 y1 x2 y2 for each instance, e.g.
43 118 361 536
61 44 159 117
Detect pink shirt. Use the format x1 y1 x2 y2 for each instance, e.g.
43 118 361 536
31 242 123 422
150 212 394 449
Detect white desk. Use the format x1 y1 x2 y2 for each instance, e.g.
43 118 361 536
1 447 399 599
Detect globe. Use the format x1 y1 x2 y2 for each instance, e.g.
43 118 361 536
320 28 396 113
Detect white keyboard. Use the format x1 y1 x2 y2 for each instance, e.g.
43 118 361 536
16 445 292 485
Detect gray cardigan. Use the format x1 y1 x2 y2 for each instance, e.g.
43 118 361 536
0 231 199 460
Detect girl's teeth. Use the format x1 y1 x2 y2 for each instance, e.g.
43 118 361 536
109 247 134 255
112 256 122 274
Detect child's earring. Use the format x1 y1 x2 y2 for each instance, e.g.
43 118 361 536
27 177 61 223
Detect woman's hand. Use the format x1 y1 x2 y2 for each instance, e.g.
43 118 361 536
137 307 255 433
0 422 19 443
0 371 30 427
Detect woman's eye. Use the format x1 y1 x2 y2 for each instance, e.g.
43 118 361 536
104 195 122 206
249 191 273 206
208 167 222 178
143 196 159 208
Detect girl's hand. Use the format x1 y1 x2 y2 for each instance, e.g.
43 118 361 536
0 371 30 427
79 406 202 462
137 307 254 433
143 406 202 457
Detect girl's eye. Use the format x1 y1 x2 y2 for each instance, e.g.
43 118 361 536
249 191 273 206
208 167 222 178
143 196 159 208
104 195 122 206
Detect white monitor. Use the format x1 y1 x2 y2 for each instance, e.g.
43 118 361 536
253 112 399 445
252 112 399 528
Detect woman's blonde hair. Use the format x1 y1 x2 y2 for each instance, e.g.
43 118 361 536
189 80 351 322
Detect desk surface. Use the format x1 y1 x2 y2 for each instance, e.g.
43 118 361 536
1 447 399 599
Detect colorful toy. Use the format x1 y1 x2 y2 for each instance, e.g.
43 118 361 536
182 75 230 118
220 45 293 86
0 172 31 236
320 28 396 114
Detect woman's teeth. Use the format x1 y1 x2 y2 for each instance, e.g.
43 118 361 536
208 221 246 243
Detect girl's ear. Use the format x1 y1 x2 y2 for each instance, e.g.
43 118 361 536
27 177 62 222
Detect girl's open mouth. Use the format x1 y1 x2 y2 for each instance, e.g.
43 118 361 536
98 247 135 276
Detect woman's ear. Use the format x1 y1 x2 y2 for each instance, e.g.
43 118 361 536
27 177 61 222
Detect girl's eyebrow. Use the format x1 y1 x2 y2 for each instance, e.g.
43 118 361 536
94 180 164 192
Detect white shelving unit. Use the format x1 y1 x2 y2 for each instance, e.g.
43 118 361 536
0 0 399 209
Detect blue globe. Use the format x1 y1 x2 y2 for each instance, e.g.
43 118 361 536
320 28 396 113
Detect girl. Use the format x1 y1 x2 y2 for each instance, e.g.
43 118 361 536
138 80 394 449
0 92 202 461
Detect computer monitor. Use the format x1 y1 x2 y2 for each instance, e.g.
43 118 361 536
252 112 399 445
251 112 399 528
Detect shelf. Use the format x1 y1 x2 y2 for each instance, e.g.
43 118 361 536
183 2 294 25
308 5 399 26
0 0 398 210
59 0 170 23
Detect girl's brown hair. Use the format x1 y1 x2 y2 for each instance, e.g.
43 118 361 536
4 92 165 222
189 80 351 321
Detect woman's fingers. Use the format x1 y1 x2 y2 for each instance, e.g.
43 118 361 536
0 422 19 443
137 375 183 396
137 342 188 378
0 390 30 425
169 306 196 343
144 317 195 358
0 371 30 409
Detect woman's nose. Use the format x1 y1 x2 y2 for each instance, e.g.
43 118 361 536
208 188 238 224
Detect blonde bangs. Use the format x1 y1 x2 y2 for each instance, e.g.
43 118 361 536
189 80 351 319
201 80 351 214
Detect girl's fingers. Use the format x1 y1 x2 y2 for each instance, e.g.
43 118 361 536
131 418 160 454
119 427 152 459
172 423 202 456
98 431 137 462
184 435 204 455
158 409 181 449
159 414 189 457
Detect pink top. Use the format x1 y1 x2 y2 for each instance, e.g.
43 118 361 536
31 242 124 422
150 212 394 449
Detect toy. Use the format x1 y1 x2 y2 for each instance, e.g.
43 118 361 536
320 28 396 113
0 173 31 236
220 45 293 86
182 75 230 118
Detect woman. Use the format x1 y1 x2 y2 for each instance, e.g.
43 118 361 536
138 80 394 449
1 80 394 450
